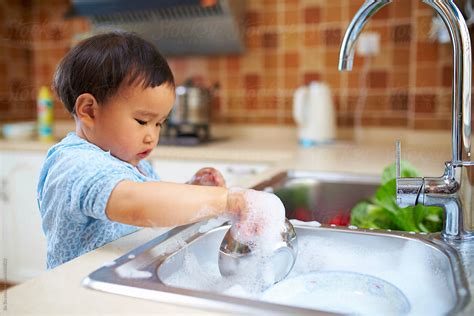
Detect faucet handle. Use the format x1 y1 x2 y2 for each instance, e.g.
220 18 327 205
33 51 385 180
395 140 424 207
396 140 401 179
451 161 474 167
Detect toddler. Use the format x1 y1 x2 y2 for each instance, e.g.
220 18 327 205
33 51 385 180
37 32 272 269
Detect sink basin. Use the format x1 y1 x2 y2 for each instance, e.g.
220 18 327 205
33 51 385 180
253 170 379 224
83 170 471 315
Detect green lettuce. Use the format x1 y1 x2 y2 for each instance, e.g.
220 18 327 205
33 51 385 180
350 161 443 232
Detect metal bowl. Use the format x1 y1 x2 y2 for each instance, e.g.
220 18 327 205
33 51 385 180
218 218 298 284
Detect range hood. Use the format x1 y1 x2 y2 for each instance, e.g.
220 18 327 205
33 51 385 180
68 0 246 56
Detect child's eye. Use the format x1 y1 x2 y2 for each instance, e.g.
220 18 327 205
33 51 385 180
135 119 147 125
156 119 167 127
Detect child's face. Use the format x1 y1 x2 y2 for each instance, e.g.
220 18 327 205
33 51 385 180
92 83 175 166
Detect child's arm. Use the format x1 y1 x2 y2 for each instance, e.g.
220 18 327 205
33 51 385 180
105 181 236 227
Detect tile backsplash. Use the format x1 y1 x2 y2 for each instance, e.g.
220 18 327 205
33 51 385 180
0 0 469 130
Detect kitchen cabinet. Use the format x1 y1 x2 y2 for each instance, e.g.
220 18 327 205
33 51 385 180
151 159 269 186
0 150 47 283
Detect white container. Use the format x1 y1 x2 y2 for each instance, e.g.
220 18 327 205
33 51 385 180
2 122 37 140
293 82 336 146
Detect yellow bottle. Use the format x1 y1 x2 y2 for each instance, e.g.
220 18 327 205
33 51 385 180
37 86 54 142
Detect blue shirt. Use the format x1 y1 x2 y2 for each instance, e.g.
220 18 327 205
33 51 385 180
37 132 160 269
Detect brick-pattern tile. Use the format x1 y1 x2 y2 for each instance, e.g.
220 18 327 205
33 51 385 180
442 66 452 87
244 74 261 90
337 114 355 127
1 0 454 130
262 32 279 48
323 5 342 23
391 0 413 19
393 47 411 67
304 6 321 24
392 24 411 43
416 65 439 87
414 117 451 130
303 72 321 85
372 5 389 20
284 52 300 69
393 70 410 88
304 29 320 47
245 11 261 28
368 71 388 89
417 42 438 63
390 92 409 111
415 94 437 113
323 28 342 47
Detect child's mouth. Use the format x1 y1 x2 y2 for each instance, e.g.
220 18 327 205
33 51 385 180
137 149 151 158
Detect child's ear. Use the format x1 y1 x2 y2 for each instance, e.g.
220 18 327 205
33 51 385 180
75 93 98 127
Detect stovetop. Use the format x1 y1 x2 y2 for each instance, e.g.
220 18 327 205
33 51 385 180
159 123 214 146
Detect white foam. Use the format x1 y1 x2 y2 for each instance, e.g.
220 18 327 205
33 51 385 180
162 232 454 315
164 251 271 296
289 219 321 227
198 217 228 233
261 272 410 315
163 238 187 254
229 189 285 255
115 266 152 279
102 261 116 267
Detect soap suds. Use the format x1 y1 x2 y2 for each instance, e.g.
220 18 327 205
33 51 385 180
229 189 285 255
290 219 321 227
102 261 116 267
198 217 229 233
219 189 290 286
163 228 454 315
115 266 152 279
163 238 187 254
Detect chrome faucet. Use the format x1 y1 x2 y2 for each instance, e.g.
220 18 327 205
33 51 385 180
339 0 473 241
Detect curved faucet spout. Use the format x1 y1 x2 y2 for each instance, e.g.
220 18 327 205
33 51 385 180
338 0 391 71
423 0 471 162
341 0 473 240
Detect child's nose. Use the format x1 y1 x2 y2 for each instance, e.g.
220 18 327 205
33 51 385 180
143 130 156 144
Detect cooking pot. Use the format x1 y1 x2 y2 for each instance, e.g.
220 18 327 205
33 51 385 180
169 79 216 126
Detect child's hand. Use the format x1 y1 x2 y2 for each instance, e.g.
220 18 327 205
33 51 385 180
187 167 226 187
225 189 285 239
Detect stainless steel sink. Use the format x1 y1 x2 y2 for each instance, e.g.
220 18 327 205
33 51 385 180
253 170 379 224
83 170 472 315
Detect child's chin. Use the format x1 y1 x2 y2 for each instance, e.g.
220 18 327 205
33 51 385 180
129 159 139 166
117 155 138 166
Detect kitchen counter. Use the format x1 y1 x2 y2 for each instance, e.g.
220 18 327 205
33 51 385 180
2 124 458 314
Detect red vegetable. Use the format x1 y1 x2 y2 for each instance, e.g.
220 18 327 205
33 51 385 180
328 212 351 226
294 207 313 221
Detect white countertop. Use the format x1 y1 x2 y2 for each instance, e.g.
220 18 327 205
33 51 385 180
3 124 454 314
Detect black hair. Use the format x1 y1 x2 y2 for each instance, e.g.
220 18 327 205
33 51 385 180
53 31 175 114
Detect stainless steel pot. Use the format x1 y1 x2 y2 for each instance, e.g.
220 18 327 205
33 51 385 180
169 80 215 126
